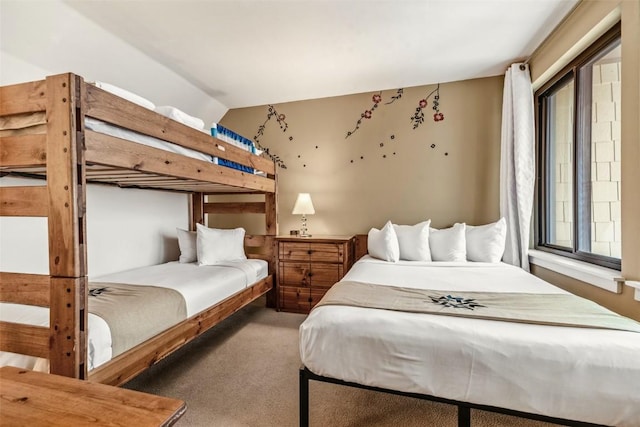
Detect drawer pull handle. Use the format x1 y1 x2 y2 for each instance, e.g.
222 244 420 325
308 297 312 302
308 272 313 277
307 250 313 255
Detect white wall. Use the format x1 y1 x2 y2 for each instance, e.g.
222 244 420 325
0 0 228 122
0 177 188 278
0 0 218 276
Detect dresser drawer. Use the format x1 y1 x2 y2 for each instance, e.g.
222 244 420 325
308 243 342 262
309 263 342 288
279 242 343 263
279 262 310 286
279 242 313 261
278 262 342 288
280 286 311 313
280 287 328 313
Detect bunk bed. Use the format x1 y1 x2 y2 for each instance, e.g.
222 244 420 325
0 73 278 386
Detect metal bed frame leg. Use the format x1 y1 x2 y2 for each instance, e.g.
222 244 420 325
458 405 471 427
300 368 310 427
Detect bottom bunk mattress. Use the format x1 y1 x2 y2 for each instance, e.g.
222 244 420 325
299 256 640 427
0 260 268 371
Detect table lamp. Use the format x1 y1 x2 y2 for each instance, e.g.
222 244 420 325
292 193 315 237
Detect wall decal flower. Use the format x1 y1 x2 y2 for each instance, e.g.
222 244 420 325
253 104 290 169
411 83 443 129
346 91 382 138
385 88 403 105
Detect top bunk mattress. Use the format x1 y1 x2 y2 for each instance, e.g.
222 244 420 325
299 256 640 427
85 117 213 164
0 112 266 176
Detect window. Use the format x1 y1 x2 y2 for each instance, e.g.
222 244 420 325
536 24 621 270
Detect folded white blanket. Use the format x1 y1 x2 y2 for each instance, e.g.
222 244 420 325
155 105 205 131
92 81 155 110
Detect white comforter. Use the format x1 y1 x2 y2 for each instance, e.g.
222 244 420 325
299 256 640 427
0 260 267 371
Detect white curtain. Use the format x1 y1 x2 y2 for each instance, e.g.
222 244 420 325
500 63 535 271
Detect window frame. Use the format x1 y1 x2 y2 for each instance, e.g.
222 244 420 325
535 23 622 271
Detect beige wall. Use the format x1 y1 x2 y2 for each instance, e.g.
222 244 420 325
620 0 640 312
219 76 503 236
216 0 639 320
529 0 640 320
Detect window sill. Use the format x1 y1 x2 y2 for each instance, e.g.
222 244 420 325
625 281 640 302
528 249 623 293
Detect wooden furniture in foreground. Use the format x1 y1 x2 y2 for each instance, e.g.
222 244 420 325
0 73 277 385
0 366 185 427
277 235 355 313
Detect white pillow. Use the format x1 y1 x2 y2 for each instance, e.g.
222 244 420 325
429 223 467 262
176 228 197 263
155 106 205 130
93 81 155 110
196 223 247 265
368 221 400 262
393 221 431 261
465 218 507 263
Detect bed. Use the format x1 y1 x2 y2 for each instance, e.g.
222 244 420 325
0 73 278 385
299 255 640 427
1 259 269 372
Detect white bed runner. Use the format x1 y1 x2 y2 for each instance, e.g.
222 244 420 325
315 280 640 332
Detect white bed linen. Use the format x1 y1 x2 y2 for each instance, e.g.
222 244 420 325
0 260 268 371
0 305 111 371
300 256 640 427
85 117 266 175
85 117 213 163
92 260 266 317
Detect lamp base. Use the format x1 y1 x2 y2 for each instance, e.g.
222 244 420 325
300 215 311 238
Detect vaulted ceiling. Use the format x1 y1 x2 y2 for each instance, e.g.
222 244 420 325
66 0 579 109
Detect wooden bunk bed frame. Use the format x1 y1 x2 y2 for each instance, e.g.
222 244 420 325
0 73 278 386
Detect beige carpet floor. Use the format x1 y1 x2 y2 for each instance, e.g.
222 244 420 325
124 298 556 427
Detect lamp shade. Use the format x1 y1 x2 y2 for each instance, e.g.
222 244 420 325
292 193 315 215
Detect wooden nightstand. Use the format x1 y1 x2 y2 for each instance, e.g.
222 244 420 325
277 235 355 313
